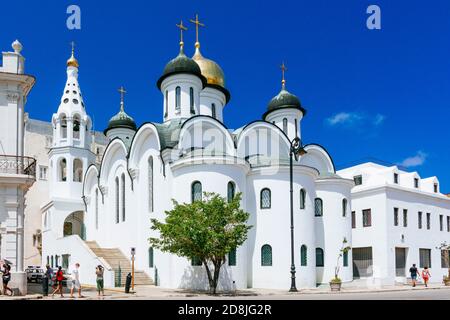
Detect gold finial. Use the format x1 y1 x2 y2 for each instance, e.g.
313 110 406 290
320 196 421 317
67 41 79 68
118 86 127 112
280 62 287 89
176 20 188 48
190 14 205 48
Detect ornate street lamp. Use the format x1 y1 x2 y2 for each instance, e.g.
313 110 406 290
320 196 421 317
289 136 307 292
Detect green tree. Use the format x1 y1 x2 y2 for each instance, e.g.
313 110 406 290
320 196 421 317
149 192 252 294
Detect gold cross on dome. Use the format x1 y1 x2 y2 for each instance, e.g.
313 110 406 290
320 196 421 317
118 86 126 110
190 14 205 44
176 20 188 46
71 41 75 55
280 62 287 84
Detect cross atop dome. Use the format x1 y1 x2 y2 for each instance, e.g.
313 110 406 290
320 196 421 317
190 14 205 48
67 41 79 68
118 86 127 112
280 62 287 89
176 20 188 49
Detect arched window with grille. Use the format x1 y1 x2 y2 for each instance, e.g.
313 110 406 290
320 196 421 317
73 115 81 139
115 177 119 223
121 174 126 222
148 157 154 212
227 181 235 203
283 118 288 135
316 248 324 267
148 247 154 268
261 245 272 266
211 103 216 118
342 198 348 217
95 188 99 230
300 189 306 209
175 86 181 111
301 245 307 266
61 115 67 139
190 87 195 114
315 198 323 216
260 188 271 209
59 158 67 182
191 181 202 203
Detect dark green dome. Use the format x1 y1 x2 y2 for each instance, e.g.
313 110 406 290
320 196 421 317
104 108 137 135
157 47 206 89
263 86 306 119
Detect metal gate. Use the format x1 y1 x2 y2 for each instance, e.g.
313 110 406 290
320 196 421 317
352 247 373 278
395 248 406 277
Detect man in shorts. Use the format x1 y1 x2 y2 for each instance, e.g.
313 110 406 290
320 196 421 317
69 263 82 298
409 263 419 287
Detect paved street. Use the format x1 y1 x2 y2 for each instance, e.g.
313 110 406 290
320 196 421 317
2 282 447 300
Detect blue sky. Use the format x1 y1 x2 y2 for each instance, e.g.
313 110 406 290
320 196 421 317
2 0 449 191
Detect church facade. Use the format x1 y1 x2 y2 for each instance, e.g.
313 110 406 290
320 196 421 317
41 25 354 290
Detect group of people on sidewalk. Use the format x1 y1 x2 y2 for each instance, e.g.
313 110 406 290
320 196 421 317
42 263 105 298
409 264 431 287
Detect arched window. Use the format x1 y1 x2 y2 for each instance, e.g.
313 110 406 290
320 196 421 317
190 87 195 114
260 188 271 209
148 157 154 212
175 86 181 111
165 90 168 116
316 248 324 267
115 177 119 223
301 245 307 266
283 118 288 135
59 158 67 182
148 247 154 268
228 249 237 266
227 181 235 203
51 255 54 268
73 115 80 139
211 103 216 118
261 245 272 266
342 198 348 217
95 188 99 230
314 198 323 216
121 174 126 222
300 189 306 209
191 181 202 203
73 159 83 182
61 115 67 139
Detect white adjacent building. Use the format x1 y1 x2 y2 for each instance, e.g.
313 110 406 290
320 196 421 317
0 40 36 295
338 162 450 285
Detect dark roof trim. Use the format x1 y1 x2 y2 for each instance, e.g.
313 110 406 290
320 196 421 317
262 105 307 120
156 71 207 90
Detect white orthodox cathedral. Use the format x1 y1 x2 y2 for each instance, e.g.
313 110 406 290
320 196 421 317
1 19 449 295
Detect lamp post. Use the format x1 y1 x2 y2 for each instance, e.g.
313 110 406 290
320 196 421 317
289 136 307 292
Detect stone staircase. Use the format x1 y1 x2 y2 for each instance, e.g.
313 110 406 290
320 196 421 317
85 241 154 286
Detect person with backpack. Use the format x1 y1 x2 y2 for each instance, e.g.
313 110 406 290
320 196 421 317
409 264 420 287
1 263 13 296
51 266 65 298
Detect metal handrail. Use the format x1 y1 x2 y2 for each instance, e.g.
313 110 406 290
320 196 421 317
0 155 36 177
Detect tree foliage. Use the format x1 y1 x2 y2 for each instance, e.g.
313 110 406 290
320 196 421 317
149 192 252 294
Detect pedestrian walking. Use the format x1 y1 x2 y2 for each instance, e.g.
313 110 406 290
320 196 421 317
96 265 104 297
421 266 431 287
1 263 13 296
409 263 419 287
42 264 53 296
51 266 65 298
69 263 82 298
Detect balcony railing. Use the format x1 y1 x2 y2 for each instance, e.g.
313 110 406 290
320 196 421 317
0 155 36 178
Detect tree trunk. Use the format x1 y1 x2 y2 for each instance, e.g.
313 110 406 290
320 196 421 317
203 262 215 294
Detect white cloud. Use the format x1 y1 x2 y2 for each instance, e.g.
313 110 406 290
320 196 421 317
326 112 363 126
373 114 385 126
398 151 427 168
325 111 385 128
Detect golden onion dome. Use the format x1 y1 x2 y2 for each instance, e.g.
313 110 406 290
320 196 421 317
67 51 79 68
192 45 225 88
